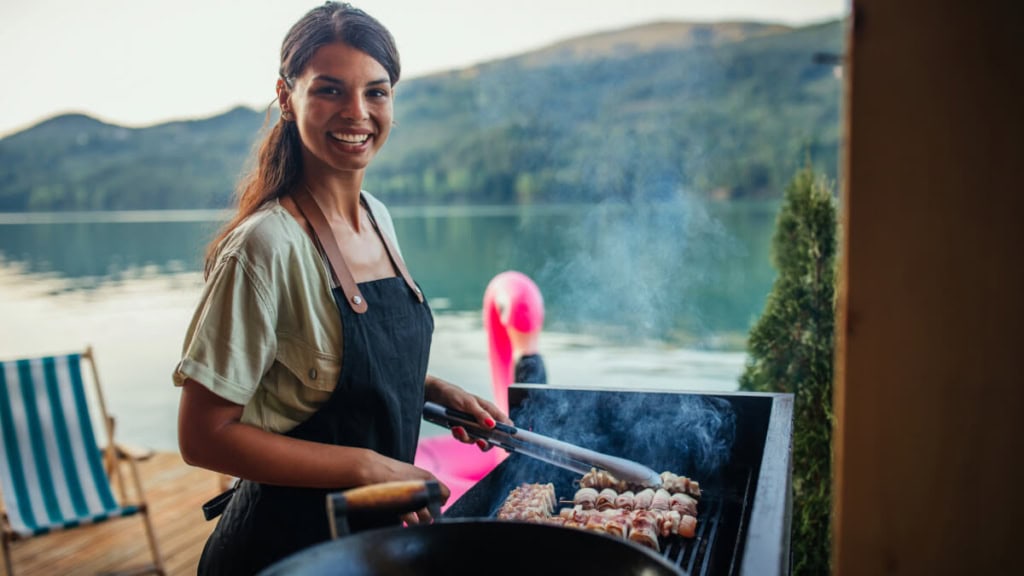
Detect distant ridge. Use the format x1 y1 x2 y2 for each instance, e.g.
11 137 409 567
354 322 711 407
32 113 112 131
515 21 793 67
6 105 265 142
0 19 843 211
8 113 122 142
426 20 794 79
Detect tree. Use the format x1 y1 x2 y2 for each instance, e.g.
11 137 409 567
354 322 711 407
739 167 837 575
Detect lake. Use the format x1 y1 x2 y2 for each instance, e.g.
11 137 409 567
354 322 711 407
0 199 778 451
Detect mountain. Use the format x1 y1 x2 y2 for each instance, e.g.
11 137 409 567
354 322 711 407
0 106 263 211
0 20 843 211
514 20 792 68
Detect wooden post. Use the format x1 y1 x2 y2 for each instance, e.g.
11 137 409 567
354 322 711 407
835 1 1024 573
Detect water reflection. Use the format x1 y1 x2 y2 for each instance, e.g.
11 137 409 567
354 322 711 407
0 201 778 343
0 219 215 291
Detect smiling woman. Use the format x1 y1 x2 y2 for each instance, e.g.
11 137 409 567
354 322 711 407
172 3 507 575
277 34 396 176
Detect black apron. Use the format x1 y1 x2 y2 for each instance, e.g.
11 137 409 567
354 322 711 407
198 191 433 576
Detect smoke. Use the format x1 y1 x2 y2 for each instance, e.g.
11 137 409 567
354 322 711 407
466 49 740 345
506 388 737 489
531 195 740 343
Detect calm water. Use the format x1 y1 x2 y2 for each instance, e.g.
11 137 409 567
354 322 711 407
0 200 777 450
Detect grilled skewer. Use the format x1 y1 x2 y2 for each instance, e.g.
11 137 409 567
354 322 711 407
494 472 701 550
579 468 702 499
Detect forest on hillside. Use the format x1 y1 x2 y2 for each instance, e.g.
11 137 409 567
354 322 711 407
0 20 843 211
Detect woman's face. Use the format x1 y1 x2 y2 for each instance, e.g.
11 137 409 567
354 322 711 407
281 42 394 176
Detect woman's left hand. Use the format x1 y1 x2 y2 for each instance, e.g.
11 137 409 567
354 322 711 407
425 375 512 452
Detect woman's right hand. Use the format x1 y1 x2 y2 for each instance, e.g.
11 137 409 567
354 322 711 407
400 507 437 526
364 452 451 524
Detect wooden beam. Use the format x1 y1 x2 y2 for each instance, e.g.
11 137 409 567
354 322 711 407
835 1 1024 574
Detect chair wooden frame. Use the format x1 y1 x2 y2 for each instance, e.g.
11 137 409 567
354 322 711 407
0 346 165 575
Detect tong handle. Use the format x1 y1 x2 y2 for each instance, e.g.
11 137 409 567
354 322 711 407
421 402 662 488
422 401 518 436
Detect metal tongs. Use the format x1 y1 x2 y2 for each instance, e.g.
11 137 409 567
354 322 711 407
423 401 662 488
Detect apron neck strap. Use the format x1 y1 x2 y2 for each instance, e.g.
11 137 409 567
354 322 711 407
291 187 425 312
292 186 368 314
361 198 425 304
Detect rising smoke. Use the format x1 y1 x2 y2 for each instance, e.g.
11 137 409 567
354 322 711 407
528 194 740 343
504 387 737 489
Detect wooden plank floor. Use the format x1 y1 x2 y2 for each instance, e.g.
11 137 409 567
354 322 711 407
2 452 223 576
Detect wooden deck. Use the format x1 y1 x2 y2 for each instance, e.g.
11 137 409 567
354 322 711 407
2 452 221 576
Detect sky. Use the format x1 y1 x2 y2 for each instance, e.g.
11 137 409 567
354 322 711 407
0 0 846 138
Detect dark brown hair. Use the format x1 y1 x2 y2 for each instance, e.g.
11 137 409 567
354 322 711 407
204 2 400 275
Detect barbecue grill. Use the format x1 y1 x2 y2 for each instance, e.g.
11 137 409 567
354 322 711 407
444 385 793 576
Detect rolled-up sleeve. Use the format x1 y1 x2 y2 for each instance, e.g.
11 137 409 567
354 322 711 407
173 253 276 406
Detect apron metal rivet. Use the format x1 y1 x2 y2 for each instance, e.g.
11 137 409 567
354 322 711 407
308 368 317 380
352 295 363 305
415 287 421 294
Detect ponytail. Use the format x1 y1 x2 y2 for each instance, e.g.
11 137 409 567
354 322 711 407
203 113 303 277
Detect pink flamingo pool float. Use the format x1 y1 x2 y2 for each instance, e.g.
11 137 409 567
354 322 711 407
415 271 545 505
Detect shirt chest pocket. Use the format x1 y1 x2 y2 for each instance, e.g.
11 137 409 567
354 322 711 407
276 334 342 393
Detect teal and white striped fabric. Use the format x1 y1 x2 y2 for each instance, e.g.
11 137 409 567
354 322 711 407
0 354 138 537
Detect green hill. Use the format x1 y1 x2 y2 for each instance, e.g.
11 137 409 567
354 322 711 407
0 19 843 211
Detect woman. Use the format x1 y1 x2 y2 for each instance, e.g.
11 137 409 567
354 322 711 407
174 3 507 574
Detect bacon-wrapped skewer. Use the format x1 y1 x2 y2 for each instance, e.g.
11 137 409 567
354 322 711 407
501 482 556 510
558 505 581 520
496 479 699 549
651 489 671 511
580 468 702 499
628 511 661 551
660 471 702 499
676 513 698 538
496 483 555 520
570 486 698 517
571 487 650 510
554 506 697 540
614 490 635 511
633 488 655 510
572 487 598 510
558 507 630 537
579 468 629 492
559 506 629 522
604 514 630 538
670 492 698 516
584 514 610 534
635 509 694 540
497 507 549 521
596 488 618 511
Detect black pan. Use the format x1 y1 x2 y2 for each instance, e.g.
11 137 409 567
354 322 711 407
258 481 682 576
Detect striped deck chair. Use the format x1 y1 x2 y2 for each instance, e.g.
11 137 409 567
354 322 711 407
0 347 164 575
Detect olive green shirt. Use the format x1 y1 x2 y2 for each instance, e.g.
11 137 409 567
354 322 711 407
173 193 403 433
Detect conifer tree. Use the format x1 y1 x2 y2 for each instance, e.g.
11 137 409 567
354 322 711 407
740 167 837 575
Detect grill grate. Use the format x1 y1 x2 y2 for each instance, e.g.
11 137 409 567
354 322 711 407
447 459 751 576
664 497 723 574
445 386 790 576
665 467 754 575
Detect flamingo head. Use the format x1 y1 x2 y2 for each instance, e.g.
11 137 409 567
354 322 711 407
482 271 544 414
